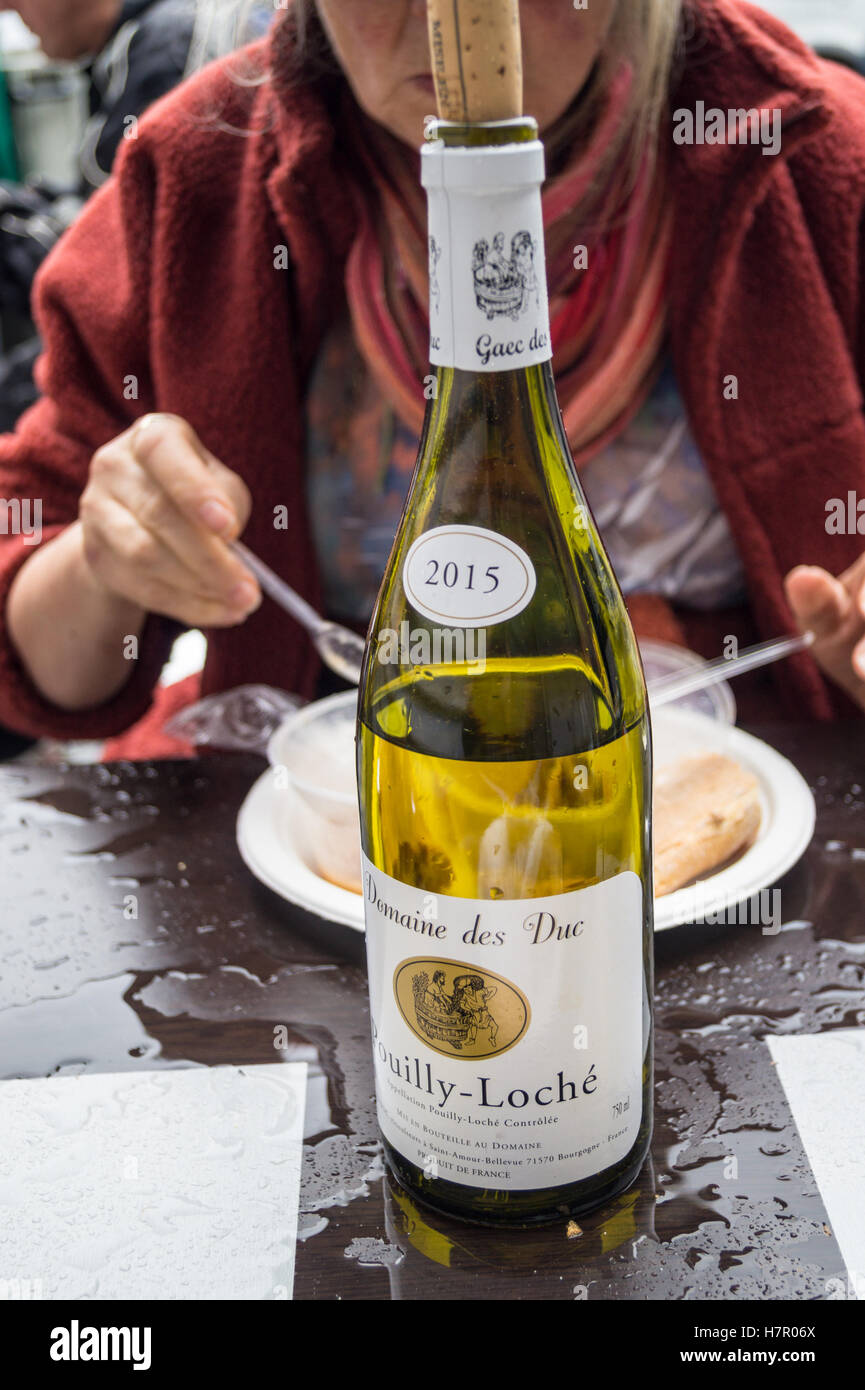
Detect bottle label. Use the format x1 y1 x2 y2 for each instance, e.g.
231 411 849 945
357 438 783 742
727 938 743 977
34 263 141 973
362 856 645 1192
402 524 536 628
422 142 552 372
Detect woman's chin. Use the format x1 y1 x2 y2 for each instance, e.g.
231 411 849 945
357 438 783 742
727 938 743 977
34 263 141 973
381 98 434 148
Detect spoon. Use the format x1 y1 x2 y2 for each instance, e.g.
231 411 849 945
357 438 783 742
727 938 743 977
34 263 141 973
233 540 817 700
230 540 367 684
646 631 816 708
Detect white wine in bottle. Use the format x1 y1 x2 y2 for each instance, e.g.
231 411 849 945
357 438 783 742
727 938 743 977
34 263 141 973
356 116 653 1227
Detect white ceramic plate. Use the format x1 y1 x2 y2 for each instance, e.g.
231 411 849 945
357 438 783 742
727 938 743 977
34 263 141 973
236 707 816 935
238 771 365 932
650 708 815 931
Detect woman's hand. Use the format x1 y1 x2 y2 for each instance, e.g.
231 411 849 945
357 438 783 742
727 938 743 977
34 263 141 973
785 555 865 711
8 413 263 712
79 412 262 628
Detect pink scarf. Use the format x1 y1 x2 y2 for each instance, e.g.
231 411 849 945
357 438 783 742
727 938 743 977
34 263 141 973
342 64 673 466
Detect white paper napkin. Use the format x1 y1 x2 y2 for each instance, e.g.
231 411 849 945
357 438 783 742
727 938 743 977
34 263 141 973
0 1062 307 1301
767 1029 865 1299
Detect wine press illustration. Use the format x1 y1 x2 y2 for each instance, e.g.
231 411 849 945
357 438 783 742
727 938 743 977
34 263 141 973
472 230 540 320
394 958 530 1060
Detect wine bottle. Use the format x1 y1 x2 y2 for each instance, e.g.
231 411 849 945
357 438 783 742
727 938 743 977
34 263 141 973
381 1163 658 1298
356 114 653 1227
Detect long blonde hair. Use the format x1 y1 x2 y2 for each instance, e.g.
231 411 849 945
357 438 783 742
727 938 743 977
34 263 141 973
538 0 684 213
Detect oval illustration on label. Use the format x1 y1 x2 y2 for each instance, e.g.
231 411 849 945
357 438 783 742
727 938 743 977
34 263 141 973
394 957 531 1061
402 525 536 629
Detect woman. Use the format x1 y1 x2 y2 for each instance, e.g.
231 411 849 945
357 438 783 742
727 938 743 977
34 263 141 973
0 0 863 758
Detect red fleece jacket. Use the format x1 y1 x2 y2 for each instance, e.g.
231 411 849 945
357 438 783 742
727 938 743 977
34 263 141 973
0 0 863 757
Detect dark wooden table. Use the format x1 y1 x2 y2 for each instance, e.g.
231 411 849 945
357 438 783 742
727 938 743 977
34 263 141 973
1 723 863 1301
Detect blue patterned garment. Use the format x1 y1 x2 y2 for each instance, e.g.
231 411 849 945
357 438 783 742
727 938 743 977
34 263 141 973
305 325 746 624
577 356 747 611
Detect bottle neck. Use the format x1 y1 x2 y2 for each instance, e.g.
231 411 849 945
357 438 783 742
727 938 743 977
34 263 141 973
421 357 566 475
422 122 552 381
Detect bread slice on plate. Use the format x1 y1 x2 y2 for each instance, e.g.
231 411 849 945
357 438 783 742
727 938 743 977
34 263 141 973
654 753 762 897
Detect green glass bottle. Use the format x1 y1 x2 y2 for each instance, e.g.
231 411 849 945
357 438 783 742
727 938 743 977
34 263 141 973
357 117 653 1227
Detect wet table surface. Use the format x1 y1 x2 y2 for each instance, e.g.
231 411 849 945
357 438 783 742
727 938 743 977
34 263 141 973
1 722 863 1301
